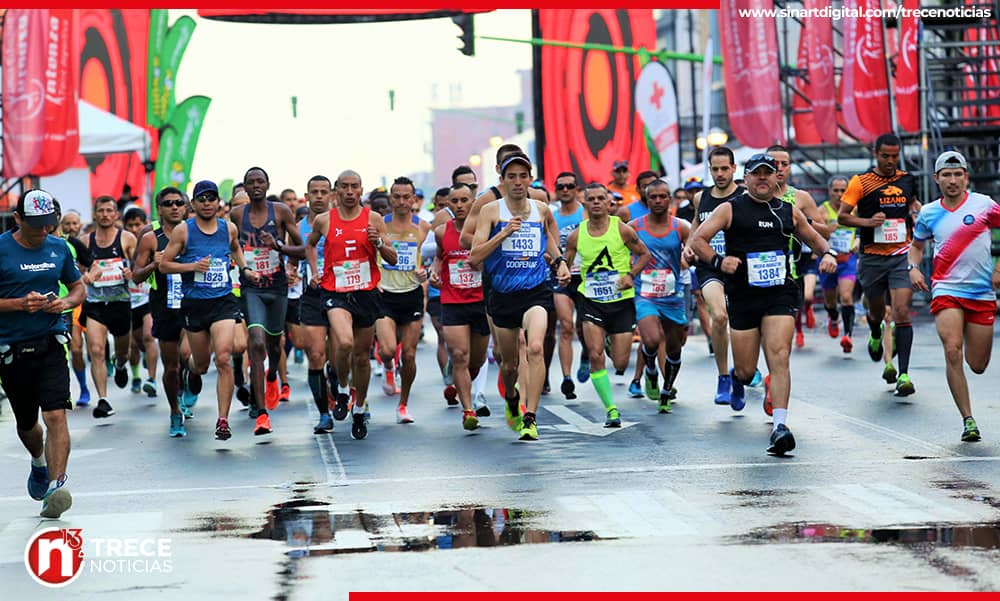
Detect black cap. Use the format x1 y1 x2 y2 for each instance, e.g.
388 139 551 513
500 153 532 176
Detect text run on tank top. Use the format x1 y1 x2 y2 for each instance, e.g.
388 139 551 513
299 214 325 287
179 218 232 300
576 215 635 303
698 187 743 258
150 223 183 311
725 193 796 294
320 206 381 293
380 213 423 293
484 198 547 294
440 219 483 304
633 215 684 303
240 201 287 291
87 229 130 302
553 203 584 274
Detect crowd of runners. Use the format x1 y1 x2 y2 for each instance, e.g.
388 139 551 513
2 135 998 519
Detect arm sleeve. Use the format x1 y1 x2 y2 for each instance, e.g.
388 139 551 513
839 175 864 208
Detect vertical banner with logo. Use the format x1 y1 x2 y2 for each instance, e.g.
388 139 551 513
147 12 196 129
33 9 81 176
961 0 1000 126
838 0 875 142
842 0 891 141
635 61 680 191
718 0 785 148
152 95 211 194
894 0 920 132
803 0 838 143
2 10 48 178
792 33 823 146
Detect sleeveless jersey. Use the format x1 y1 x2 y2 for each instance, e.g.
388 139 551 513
697 187 742 260
150 223 183 312
440 219 483 304
628 201 650 221
554 203 585 274
179 218 232 300
484 199 548 294
87 229 130 302
821 201 856 263
320 206 381 293
380 213 423 293
724 193 797 295
633 215 684 304
240 201 287 291
299 214 326 288
576 215 635 303
421 228 440 300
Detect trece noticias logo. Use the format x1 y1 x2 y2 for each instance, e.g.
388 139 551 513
24 527 174 587
24 528 85 588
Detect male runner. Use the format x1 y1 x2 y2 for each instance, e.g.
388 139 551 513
57 208 93 406
910 151 1000 441
564 184 650 427
123 207 158 396
818 175 859 352
838 133 920 396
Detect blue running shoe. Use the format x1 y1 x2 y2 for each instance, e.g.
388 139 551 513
294 348 304 364
28 464 49 500
576 359 591 383
714 374 732 405
750 369 763 387
627 379 643 398
729 368 746 411
314 413 334 434
76 388 91 407
169 414 186 438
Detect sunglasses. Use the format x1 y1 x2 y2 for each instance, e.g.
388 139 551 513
194 194 218 203
555 183 576 191
158 199 186 208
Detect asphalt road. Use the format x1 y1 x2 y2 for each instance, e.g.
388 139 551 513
1 314 998 597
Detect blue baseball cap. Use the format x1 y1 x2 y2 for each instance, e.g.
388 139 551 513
414 188 425 198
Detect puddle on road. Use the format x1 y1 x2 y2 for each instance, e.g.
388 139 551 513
737 522 1000 549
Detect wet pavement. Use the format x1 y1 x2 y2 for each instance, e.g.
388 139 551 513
1 316 998 596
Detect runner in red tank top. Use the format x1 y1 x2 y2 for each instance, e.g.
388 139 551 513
430 183 491 431
305 169 396 441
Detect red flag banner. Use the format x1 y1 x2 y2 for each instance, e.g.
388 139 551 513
718 0 785 148
895 0 919 132
803 0 838 143
33 9 81 176
2 10 48 178
537 9 654 186
792 33 822 146
854 0 891 138
838 0 874 142
961 0 1000 126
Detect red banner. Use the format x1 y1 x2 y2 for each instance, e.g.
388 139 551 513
847 0 891 140
718 0 784 148
838 0 874 142
895 0 919 132
961 0 1000 126
33 9 81 176
537 9 654 186
2 10 48 178
198 8 491 23
802 0 837 143
792 34 822 146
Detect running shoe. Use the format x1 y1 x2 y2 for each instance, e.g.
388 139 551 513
396 405 414 424
519 415 538 441
560 377 577 400
314 413 334 434
867 323 884 362
828 318 840 338
131 377 142 394
644 372 660 401
28 464 49 501
604 407 621 428
185 365 203 396
473 393 491 417
728 369 745 411
254 413 272 436
497 371 506 398
40 482 72 519
332 391 351 421
795 331 805 349
463 410 479 431
628 379 643 398
658 397 673 414
143 378 157 397
394 367 401 394
805 304 816 329
373 359 384 377
763 374 773 417
961 417 981 442
265 374 280 410
542 377 551 395
714 374 732 405
383 369 396 396
76 389 91 407
294 348 304 364
767 424 796 456
180 399 194 419
351 404 368 440
750 369 763 387
236 384 251 407
708 339 714 356
114 359 129 389
840 335 853 354
215 417 232 440
576 358 590 383
92 398 114 418
882 362 898 384
279 383 290 403
444 384 458 406
169 414 186 437
504 394 523 432
662 387 677 401
895 373 915 397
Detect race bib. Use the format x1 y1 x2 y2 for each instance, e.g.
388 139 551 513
166 274 183 309
129 281 150 305
193 257 230 288
830 228 854 254
874 218 906 244
94 258 125 288
584 270 622 301
448 258 482 289
385 241 418 271
639 268 676 298
333 260 372 292
501 222 542 257
746 251 786 287
243 247 280 276
709 231 726 255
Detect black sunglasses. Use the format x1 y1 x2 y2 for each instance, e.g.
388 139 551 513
159 199 186 208
555 183 576 191
194 194 218 203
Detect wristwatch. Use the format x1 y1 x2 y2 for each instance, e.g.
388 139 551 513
374 237 384 249
907 263 919 272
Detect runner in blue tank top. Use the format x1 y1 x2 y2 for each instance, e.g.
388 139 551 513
630 179 691 414
161 180 257 442
469 152 570 441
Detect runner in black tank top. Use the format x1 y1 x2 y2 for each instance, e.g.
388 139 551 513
691 154 838 457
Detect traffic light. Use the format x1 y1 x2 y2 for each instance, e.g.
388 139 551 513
452 14 475 57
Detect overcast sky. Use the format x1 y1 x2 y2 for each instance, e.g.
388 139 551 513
175 9 534 195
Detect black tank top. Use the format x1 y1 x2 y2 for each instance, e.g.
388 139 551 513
239 201 287 290
86 229 129 302
696 186 743 271
148 224 172 312
724 192 797 295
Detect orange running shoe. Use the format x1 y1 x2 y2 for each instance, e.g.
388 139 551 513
254 412 272 435
265 375 280 410
840 335 853 354
805 304 816 329
382 369 397 396
763 374 773 417
795 331 805 349
827 318 839 338
279 383 290 403
396 405 414 424
444 384 458 406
